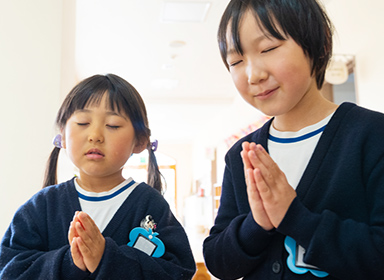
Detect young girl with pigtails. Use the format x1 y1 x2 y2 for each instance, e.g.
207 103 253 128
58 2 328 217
0 73 196 279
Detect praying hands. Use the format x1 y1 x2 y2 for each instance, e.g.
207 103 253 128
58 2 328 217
241 142 297 230
68 211 105 273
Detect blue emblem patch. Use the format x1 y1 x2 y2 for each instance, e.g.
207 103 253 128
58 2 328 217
284 236 328 278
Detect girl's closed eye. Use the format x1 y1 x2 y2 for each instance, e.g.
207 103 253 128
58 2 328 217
107 124 120 130
262 46 279 53
229 60 243 67
77 122 89 126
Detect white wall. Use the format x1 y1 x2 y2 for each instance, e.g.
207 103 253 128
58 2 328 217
326 0 384 111
158 141 194 221
0 1 64 235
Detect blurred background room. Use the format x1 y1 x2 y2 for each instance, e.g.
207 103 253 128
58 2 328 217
1 0 383 278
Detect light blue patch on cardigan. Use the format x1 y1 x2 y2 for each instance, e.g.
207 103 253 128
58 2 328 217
284 236 329 278
128 227 165 258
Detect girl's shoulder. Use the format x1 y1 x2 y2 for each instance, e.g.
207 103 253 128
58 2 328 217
10 179 78 229
130 182 167 204
334 102 384 133
21 178 76 211
34 178 76 199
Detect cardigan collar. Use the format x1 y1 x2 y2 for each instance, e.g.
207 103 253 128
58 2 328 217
251 102 356 199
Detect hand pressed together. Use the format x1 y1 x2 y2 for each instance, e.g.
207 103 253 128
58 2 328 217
241 142 297 230
68 211 105 273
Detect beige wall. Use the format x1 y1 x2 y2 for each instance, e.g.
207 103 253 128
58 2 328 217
0 1 64 235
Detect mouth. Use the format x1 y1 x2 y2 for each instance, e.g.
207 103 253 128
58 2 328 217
255 87 279 99
85 148 105 159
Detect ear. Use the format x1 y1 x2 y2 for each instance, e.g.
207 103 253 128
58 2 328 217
132 139 147 154
60 129 67 149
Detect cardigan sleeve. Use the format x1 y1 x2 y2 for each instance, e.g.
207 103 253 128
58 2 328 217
278 158 384 280
203 151 275 279
0 203 89 280
88 236 195 280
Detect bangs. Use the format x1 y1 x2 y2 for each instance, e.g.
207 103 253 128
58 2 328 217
56 75 132 128
218 0 333 88
56 74 149 144
218 0 286 69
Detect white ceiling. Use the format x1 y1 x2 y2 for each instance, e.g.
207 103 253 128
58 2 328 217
74 0 332 144
75 0 239 143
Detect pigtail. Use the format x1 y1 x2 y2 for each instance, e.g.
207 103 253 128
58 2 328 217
147 143 163 194
43 147 60 188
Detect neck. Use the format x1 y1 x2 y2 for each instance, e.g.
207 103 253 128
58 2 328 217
273 91 338 132
76 173 126 193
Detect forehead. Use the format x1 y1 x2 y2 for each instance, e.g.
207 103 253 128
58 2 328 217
225 10 281 55
226 11 262 43
73 92 127 118
84 92 123 112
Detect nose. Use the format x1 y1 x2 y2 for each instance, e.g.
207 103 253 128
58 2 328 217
246 60 268 85
88 125 104 143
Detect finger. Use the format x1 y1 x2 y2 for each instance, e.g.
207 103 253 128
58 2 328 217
76 213 105 254
247 149 265 173
68 221 78 243
254 167 297 228
241 149 253 171
75 236 91 256
248 142 258 152
246 169 263 205
76 234 105 273
242 141 250 151
77 212 98 232
241 142 253 169
77 213 102 244
68 211 81 240
74 222 87 246
71 238 86 271
246 169 274 230
254 168 271 198
254 144 278 172
248 146 281 188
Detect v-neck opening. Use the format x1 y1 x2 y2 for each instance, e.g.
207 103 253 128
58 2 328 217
253 102 356 200
101 182 145 236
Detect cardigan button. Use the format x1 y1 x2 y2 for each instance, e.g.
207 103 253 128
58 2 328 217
272 261 281 274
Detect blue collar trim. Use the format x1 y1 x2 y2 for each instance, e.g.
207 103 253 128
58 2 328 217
268 124 326 144
77 180 136 202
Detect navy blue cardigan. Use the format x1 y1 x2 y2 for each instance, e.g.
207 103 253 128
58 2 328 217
0 179 196 279
203 103 384 279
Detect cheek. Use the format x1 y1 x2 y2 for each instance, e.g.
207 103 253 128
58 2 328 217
111 136 136 159
65 138 81 163
231 71 248 96
276 58 312 91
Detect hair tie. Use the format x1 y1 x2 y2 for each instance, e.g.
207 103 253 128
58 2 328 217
53 134 62 149
151 139 158 152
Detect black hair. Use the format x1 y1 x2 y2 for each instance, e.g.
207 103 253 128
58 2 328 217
218 0 333 89
43 73 163 193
